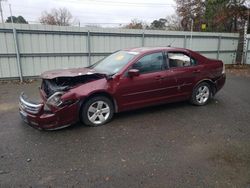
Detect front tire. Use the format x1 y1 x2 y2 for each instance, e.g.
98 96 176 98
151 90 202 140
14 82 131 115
80 96 114 127
191 82 211 106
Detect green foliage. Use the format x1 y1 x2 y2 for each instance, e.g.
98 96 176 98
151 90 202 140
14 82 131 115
175 0 248 32
150 19 167 30
204 0 247 32
205 0 228 32
5 16 28 24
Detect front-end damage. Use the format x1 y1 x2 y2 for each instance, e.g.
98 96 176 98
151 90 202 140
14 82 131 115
19 72 107 130
19 92 78 130
41 73 105 97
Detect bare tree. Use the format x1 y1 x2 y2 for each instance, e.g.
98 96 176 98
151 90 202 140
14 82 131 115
123 19 148 29
40 8 73 26
165 15 183 31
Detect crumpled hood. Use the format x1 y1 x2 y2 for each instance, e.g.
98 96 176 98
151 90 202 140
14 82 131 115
40 67 109 97
41 67 99 79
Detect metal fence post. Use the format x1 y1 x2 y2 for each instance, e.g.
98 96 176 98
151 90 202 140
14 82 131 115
13 28 22 82
217 35 221 60
142 31 145 47
87 30 91 65
184 35 187 48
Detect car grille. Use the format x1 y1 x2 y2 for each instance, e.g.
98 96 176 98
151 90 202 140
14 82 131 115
19 92 43 114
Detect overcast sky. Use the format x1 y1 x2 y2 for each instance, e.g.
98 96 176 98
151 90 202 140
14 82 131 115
1 0 176 26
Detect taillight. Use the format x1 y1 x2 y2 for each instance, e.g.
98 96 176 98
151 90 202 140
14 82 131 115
222 62 225 74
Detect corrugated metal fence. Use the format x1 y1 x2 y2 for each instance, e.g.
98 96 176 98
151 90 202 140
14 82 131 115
0 23 241 79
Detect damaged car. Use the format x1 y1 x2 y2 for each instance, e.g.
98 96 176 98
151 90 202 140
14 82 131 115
19 47 226 130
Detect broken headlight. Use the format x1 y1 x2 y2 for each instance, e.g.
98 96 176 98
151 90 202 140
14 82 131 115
46 92 65 107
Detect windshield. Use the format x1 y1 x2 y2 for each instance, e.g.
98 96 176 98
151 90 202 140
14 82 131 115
91 51 137 75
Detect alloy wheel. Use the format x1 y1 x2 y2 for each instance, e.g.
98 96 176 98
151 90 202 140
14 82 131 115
87 101 110 125
196 85 210 104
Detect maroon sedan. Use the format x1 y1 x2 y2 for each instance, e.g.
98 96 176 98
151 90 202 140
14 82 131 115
19 47 226 130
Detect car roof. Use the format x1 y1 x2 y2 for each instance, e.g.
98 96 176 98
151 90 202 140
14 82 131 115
123 47 208 63
124 47 190 54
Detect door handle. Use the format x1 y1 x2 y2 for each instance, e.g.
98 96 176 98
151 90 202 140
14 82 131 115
193 69 201 74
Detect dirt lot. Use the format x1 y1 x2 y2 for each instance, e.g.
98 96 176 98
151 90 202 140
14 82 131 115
0 72 250 188
226 64 250 77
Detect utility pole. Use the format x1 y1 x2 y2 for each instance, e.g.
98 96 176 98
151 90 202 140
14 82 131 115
9 3 23 82
0 0 5 23
190 19 194 50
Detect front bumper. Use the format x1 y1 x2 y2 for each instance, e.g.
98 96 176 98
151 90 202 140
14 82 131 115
19 93 79 130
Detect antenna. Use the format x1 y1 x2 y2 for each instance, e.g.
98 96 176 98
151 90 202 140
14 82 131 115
167 39 175 47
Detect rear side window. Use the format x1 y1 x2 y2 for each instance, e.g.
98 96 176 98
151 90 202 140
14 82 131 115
168 52 197 68
132 52 165 74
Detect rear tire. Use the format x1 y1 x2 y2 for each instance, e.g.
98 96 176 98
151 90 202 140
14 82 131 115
191 82 212 106
80 96 114 127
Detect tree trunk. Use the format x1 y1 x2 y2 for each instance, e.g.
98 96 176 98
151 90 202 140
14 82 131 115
235 28 244 64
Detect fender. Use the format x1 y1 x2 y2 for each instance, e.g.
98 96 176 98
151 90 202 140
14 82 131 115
193 78 216 95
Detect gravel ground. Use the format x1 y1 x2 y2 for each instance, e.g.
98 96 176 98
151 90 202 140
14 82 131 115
0 73 250 188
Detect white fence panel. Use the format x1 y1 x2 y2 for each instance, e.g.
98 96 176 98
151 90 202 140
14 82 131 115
0 23 240 79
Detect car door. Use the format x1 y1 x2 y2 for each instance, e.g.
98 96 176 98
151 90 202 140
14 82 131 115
115 52 168 111
167 51 203 96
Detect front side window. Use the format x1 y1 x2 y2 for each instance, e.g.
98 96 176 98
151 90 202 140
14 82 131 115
168 52 197 68
132 52 165 74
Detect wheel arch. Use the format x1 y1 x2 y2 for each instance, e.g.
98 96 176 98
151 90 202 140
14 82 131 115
194 79 216 96
79 91 118 113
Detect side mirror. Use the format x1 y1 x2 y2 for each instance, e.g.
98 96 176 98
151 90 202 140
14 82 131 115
128 69 140 77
